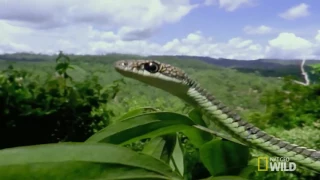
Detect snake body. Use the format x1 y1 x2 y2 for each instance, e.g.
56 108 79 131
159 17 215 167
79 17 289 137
114 59 320 172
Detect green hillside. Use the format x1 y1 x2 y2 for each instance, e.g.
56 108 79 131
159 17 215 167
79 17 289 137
0 53 282 117
0 53 319 180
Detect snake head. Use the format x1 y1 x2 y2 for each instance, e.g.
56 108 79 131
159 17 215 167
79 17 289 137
114 60 195 86
114 60 198 102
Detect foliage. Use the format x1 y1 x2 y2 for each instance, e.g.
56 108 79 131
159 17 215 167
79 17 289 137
1 52 283 117
0 143 182 180
249 76 320 130
246 64 320 179
0 52 121 149
248 125 320 179
0 108 254 179
267 126 320 152
310 63 320 76
0 53 319 179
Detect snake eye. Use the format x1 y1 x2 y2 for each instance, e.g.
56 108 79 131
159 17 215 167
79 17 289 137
144 62 159 73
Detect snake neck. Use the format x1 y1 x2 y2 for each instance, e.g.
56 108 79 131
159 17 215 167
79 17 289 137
185 84 320 172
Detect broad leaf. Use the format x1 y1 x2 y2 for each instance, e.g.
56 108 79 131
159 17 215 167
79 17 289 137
188 108 208 127
188 109 241 145
117 107 160 121
199 139 250 176
0 143 182 180
86 112 210 147
142 137 166 159
170 136 185 176
160 134 178 163
0 163 172 180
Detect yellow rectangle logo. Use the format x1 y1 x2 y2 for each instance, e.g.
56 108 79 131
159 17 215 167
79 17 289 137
257 157 268 171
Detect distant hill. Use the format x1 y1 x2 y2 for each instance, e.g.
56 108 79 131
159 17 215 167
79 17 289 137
148 55 319 82
1 53 319 82
149 55 319 67
259 59 320 65
0 53 56 62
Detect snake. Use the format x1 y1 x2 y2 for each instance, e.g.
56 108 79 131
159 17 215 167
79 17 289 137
114 59 320 173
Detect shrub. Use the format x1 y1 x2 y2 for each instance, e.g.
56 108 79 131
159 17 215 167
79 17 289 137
249 77 320 129
0 52 121 149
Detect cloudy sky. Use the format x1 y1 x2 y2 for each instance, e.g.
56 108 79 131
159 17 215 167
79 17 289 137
0 0 320 60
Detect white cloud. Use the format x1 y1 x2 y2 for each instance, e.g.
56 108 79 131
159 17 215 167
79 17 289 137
243 25 273 35
158 33 264 59
268 33 312 50
0 18 266 60
0 0 198 40
279 3 310 20
203 0 255 11
313 31 320 57
181 31 205 44
218 0 254 11
266 33 316 59
315 30 320 42
1 0 320 60
2 16 320 60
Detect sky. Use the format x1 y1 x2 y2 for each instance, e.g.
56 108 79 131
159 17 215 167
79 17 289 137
0 0 320 60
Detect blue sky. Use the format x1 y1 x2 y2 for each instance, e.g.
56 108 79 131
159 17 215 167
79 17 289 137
0 0 319 60
154 0 319 43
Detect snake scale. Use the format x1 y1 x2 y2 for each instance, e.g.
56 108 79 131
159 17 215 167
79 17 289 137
114 59 320 173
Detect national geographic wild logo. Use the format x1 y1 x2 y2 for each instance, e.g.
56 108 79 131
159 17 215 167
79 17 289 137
257 157 296 172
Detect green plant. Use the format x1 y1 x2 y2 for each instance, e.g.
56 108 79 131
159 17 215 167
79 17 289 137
0 107 254 179
1 55 319 179
248 76 320 129
0 52 121 148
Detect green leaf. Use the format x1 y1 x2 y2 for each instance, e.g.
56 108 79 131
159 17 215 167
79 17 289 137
66 64 87 81
142 137 166 159
0 143 182 180
188 108 208 127
0 163 173 180
160 134 177 163
116 107 160 121
170 136 185 176
189 109 239 144
188 109 213 143
238 165 258 179
189 108 224 133
199 139 250 176
192 125 244 146
86 112 210 147
142 134 180 167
